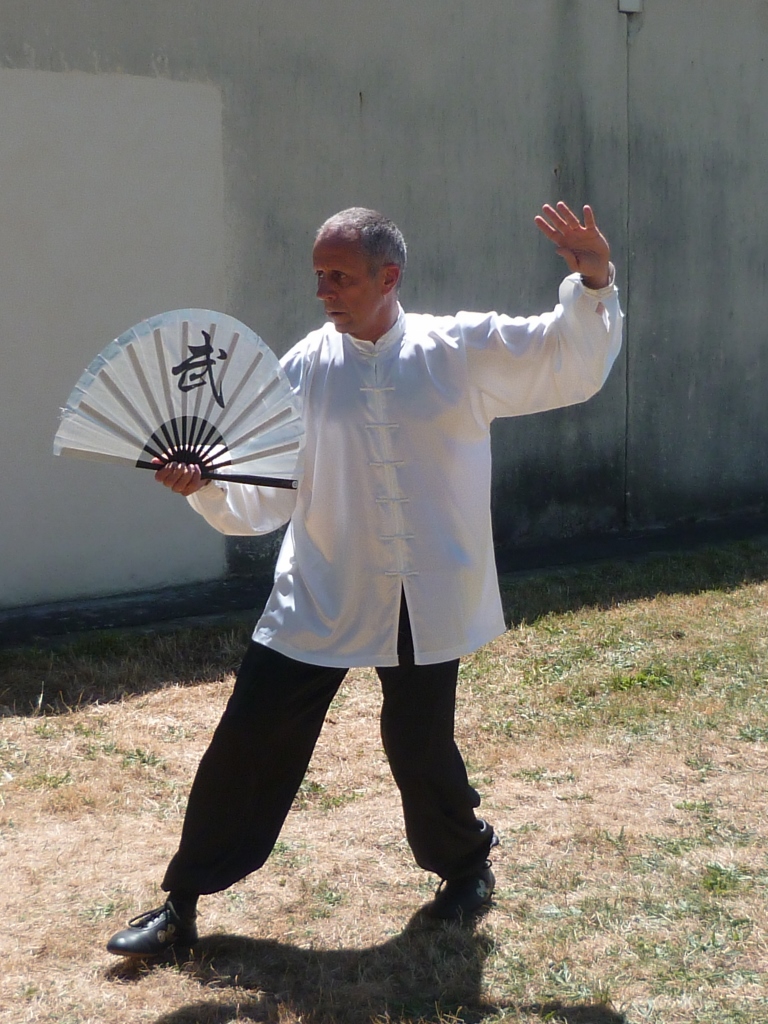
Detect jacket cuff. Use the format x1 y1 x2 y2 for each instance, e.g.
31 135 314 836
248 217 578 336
580 262 616 297
186 481 228 513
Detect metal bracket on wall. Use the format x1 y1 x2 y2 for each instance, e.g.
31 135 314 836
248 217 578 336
618 0 643 11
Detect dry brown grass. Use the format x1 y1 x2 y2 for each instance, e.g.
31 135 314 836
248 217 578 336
2 538 768 1023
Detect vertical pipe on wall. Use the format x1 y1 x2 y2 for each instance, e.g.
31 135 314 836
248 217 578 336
622 2 644 530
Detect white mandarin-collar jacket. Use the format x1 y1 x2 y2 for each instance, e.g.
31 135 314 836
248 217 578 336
188 271 623 666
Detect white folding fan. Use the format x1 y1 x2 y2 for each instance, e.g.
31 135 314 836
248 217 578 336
54 309 303 489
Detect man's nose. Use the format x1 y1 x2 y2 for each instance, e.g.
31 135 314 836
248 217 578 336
316 276 335 300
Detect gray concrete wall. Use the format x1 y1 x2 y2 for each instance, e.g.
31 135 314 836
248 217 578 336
1 0 766 617
626 0 768 527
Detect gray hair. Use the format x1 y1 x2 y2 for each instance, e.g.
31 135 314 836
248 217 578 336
316 207 407 282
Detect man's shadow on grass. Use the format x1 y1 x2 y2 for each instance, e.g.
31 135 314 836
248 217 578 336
107 910 625 1024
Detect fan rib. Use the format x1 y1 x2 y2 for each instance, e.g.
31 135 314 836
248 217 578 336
199 321 218 420
210 349 265 430
198 328 240 424
58 446 143 468
127 344 164 426
225 406 294 452
180 320 189 445
96 371 156 440
189 329 208 423
224 439 301 468
188 414 217 466
153 328 182 450
77 400 162 456
126 344 177 453
197 417 223 451
217 373 282 438
185 414 202 459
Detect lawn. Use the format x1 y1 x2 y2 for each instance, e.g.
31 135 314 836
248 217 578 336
1 538 767 1023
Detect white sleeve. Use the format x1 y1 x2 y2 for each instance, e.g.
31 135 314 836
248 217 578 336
460 267 623 422
186 480 297 536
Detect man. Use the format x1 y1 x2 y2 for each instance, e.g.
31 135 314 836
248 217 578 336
107 202 622 956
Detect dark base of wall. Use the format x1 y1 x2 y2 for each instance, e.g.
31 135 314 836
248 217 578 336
4 513 768 649
0 576 273 649
495 513 768 574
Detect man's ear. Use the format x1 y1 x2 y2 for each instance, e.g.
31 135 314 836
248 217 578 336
381 263 400 295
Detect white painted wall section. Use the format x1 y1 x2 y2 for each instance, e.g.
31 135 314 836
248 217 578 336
0 70 228 607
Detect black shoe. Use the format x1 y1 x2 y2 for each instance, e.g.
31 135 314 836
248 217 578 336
106 900 198 957
426 863 495 921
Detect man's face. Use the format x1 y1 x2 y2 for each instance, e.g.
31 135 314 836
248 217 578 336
312 231 399 342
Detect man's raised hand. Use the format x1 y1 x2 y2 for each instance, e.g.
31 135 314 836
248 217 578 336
535 202 611 290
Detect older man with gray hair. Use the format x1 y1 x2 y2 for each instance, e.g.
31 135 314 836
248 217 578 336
107 201 622 957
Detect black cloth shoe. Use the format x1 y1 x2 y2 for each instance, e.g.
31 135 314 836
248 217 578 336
106 900 198 957
425 863 495 921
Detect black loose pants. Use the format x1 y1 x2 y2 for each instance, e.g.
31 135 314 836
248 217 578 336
163 600 494 895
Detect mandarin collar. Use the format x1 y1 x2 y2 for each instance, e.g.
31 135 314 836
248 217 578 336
345 305 406 355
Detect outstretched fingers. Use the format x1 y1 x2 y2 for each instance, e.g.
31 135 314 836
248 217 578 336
554 201 582 229
534 201 611 286
582 204 598 230
534 211 563 243
536 202 589 237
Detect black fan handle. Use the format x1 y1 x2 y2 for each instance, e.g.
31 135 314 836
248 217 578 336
135 460 298 489
202 470 298 489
